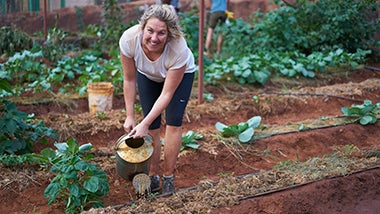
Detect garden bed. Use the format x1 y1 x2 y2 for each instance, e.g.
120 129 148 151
1 65 380 213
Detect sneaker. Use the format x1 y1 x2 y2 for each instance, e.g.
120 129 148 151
162 175 175 194
150 174 160 193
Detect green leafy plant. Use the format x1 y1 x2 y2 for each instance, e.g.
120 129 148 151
223 0 379 55
1 49 124 96
215 116 262 143
341 100 380 125
33 138 110 213
274 160 295 169
0 98 57 155
0 49 48 95
204 48 369 85
179 11 200 58
181 131 202 151
204 0 377 85
203 93 214 102
134 104 143 112
95 0 129 52
95 112 106 120
41 27 71 65
0 154 29 167
0 26 33 56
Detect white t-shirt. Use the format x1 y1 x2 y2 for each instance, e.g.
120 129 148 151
119 24 195 83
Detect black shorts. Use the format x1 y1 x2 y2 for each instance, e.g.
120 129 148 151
136 72 194 130
207 11 227 29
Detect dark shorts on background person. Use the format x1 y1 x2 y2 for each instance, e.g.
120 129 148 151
136 72 194 130
208 11 227 29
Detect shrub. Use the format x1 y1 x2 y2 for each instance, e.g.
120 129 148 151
222 0 380 56
0 26 33 56
0 98 57 154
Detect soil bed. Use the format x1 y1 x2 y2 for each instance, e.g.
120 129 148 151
1 65 380 213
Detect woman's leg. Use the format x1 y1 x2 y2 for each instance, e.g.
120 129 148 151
148 128 161 175
163 72 194 177
163 125 182 176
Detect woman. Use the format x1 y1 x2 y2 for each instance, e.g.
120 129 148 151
119 4 195 195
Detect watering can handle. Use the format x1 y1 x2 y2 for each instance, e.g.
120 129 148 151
115 134 133 151
115 134 153 150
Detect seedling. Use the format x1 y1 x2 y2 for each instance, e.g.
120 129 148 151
215 116 262 143
96 111 106 120
298 123 310 131
134 104 142 112
203 93 214 101
252 95 259 103
181 131 202 151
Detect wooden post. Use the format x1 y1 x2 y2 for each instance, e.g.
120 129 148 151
44 0 47 41
198 0 205 105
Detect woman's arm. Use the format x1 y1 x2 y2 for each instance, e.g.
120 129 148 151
120 51 137 132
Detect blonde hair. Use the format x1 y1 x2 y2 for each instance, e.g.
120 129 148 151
139 4 183 41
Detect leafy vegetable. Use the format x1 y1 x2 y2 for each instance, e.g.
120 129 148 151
0 98 57 155
341 100 380 125
215 116 262 143
29 138 110 213
181 131 202 151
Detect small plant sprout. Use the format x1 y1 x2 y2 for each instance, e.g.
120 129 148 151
96 111 106 120
252 95 259 103
298 123 306 131
215 116 262 143
181 130 202 151
341 100 380 125
203 93 214 101
134 104 142 112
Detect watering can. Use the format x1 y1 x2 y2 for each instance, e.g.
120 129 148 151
115 134 153 181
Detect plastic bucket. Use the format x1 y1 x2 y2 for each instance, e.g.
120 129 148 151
115 134 153 181
87 82 114 114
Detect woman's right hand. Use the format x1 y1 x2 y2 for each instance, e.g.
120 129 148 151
123 117 136 134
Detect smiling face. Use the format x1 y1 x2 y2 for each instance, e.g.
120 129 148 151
141 18 168 56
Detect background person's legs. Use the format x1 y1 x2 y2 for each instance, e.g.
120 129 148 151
216 33 223 54
205 27 214 54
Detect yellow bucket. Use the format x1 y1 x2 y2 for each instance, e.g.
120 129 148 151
87 82 114 114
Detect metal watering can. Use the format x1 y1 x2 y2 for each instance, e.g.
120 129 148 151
115 134 153 195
